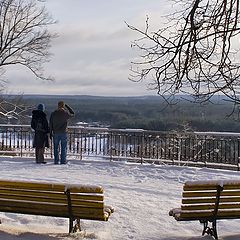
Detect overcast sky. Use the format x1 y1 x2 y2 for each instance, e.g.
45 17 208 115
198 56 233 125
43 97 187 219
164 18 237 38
6 0 171 96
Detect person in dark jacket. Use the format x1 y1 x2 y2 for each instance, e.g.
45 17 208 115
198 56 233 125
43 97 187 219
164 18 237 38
31 103 49 164
49 101 74 164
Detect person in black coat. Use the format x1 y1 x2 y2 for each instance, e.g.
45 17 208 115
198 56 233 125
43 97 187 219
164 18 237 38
31 103 49 163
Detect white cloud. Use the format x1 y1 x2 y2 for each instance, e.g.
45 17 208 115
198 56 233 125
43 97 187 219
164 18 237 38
5 0 169 96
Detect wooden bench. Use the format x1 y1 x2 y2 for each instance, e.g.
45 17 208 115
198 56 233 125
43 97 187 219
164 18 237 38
0 179 114 233
169 180 240 240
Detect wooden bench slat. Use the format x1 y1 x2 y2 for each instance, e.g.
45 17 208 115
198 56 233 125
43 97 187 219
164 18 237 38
0 198 105 208
0 205 111 221
179 210 214 219
0 200 106 215
0 189 104 201
182 198 216 204
182 203 240 211
0 189 104 203
0 206 69 218
184 185 219 191
0 181 64 191
0 181 103 193
179 210 240 219
217 210 240 218
218 203 240 209
219 197 240 203
66 186 103 194
181 204 215 211
183 197 240 205
183 191 217 198
183 190 240 198
0 195 104 208
184 182 240 191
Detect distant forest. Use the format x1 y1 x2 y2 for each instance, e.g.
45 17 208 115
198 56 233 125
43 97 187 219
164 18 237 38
13 95 240 132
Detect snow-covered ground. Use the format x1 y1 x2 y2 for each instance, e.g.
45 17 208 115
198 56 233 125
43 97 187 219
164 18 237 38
0 156 240 240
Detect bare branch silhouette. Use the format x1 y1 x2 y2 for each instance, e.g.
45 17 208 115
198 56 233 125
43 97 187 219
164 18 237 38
128 0 240 105
0 0 57 81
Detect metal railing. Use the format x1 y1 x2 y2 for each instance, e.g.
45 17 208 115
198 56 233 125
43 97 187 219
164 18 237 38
0 124 240 170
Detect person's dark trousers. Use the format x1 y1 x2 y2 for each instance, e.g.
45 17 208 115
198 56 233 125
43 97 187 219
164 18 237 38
53 133 67 164
35 147 45 163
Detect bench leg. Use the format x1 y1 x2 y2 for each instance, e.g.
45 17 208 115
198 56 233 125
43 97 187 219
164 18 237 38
69 218 81 233
73 218 81 233
69 217 74 233
201 220 218 240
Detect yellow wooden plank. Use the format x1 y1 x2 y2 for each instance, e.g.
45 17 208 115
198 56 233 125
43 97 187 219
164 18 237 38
0 206 69 218
181 204 215 211
72 201 104 208
184 181 240 191
0 204 109 220
182 203 240 211
72 206 104 216
217 210 240 218
221 191 240 197
183 185 218 191
0 189 104 201
182 198 216 204
0 199 106 217
66 185 103 194
180 210 213 219
183 191 217 198
182 197 240 204
0 191 103 202
0 201 68 216
0 184 63 192
71 193 104 201
73 212 108 221
219 197 240 203
0 194 67 204
218 203 240 209
0 195 104 208
0 198 65 208
0 180 64 191
0 180 103 194
221 185 240 190
0 189 64 198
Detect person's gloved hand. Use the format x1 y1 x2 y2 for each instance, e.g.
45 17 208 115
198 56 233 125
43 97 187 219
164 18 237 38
65 104 74 114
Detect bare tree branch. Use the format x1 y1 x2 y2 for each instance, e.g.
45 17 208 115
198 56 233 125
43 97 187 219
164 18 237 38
0 94 32 123
128 0 240 106
0 0 57 81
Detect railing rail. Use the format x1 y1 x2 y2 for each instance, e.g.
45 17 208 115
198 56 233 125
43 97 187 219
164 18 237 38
0 124 240 170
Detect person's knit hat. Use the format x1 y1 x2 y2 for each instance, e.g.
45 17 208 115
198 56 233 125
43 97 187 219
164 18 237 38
37 103 45 112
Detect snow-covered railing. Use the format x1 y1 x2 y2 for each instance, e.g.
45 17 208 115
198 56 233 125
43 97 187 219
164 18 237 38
0 124 240 170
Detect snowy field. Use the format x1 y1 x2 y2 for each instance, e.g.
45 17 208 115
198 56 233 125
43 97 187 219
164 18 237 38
0 156 240 239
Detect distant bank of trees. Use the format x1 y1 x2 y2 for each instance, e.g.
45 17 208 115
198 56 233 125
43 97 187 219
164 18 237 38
10 95 240 133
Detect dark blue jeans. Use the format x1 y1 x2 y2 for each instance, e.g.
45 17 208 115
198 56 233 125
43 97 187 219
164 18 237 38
53 133 67 164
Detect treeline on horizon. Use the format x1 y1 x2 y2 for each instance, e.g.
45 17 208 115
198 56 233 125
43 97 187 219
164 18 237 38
19 95 240 132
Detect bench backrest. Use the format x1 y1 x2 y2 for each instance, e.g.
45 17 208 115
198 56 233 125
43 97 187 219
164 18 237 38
181 180 240 220
0 180 108 221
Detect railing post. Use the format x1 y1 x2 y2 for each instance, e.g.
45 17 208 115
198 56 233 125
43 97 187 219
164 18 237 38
20 127 23 157
141 134 144 164
238 138 240 171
